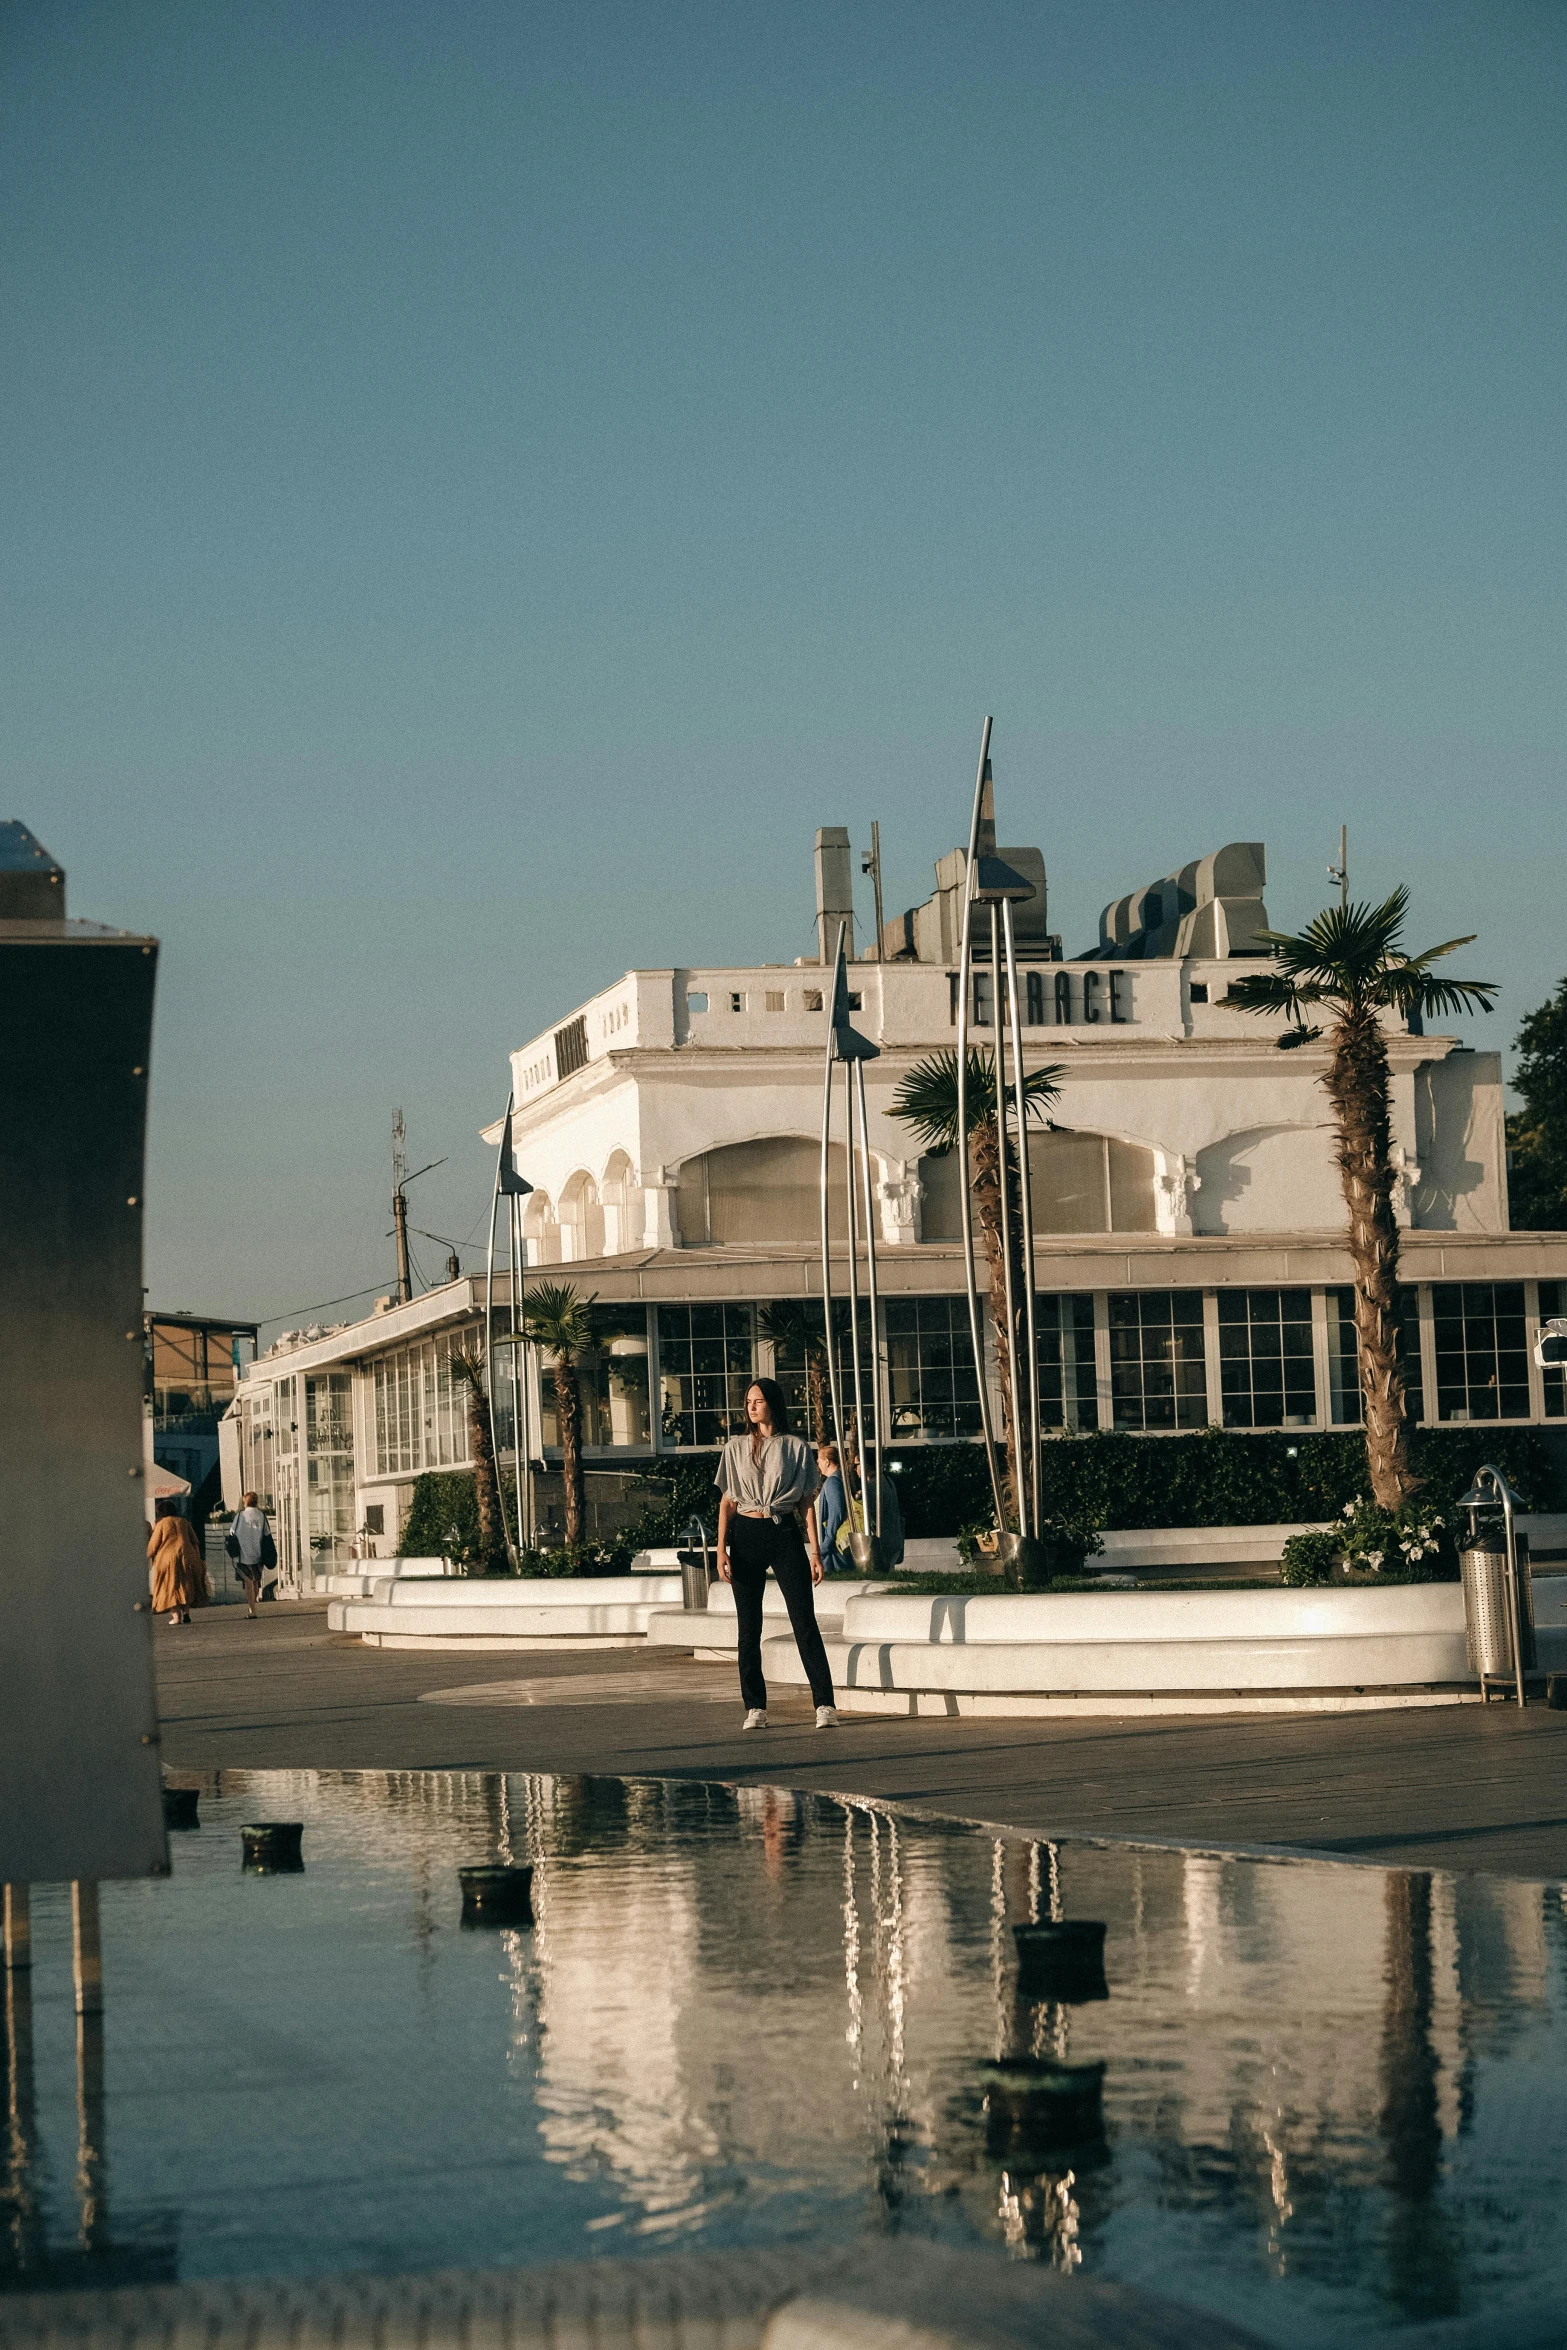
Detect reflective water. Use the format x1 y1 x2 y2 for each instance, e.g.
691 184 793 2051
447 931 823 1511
3 1771 1566 2345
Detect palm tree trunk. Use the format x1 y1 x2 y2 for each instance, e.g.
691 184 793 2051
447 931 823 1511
554 1359 586 1547
971 1116 1030 1529
807 1349 826 1446
1327 1007 1417 1508
463 1375 509 1574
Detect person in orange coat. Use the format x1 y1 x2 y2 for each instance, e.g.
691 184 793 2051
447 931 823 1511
147 1500 209 1626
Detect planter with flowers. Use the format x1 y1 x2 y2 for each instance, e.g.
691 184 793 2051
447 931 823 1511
1279 1497 1458 1588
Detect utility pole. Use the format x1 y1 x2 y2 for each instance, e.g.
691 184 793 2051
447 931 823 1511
1329 825 1348 910
389 1111 446 1307
391 1111 412 1304
861 822 885 962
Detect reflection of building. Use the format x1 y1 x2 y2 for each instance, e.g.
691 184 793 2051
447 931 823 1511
229 817 1567 1571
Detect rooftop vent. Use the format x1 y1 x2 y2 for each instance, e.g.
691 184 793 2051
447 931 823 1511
0 822 66 920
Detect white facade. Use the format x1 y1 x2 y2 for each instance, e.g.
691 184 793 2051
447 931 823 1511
233 832 1567 1575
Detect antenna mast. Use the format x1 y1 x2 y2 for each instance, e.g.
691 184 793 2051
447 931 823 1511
861 823 885 962
1329 825 1348 910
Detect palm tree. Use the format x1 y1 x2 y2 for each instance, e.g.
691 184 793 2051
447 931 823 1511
451 1349 510 1574
759 1300 829 1443
1226 889 1496 1507
891 1046 1062 1527
521 1281 597 1547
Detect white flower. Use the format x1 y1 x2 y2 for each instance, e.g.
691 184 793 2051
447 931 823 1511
1368 1550 1384 1569
1343 1502 1355 1518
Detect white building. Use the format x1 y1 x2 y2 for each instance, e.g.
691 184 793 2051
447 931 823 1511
232 825 1567 1582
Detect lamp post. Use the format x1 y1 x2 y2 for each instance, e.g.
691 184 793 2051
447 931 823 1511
819 923 884 1566
956 721 1045 1587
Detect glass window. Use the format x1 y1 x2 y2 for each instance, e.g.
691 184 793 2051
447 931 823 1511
1541 1282 1566 1420
575 1307 653 1449
1218 1290 1315 1429
658 1303 755 1448
677 1139 850 1248
1030 1132 1158 1235
885 1297 981 1442
1109 1292 1208 1431
1432 1283 1531 1422
1036 1294 1098 1433
305 1373 354 1567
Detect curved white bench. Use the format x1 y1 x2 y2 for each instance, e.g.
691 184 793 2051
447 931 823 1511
328 1574 686 1649
754 1581 1567 1715
647 1580 896 1656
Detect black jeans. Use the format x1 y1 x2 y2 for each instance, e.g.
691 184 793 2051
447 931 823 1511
727 1514 835 1710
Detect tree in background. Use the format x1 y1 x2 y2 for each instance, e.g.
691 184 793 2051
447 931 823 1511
521 1281 596 1547
1227 889 1496 1508
891 1046 1061 1529
451 1350 510 1574
1505 976 1567 1230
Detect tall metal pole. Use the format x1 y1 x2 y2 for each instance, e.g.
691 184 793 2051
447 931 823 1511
485 1096 512 1554
852 1057 883 1535
957 719 1007 1529
819 927 847 1459
843 1059 868 1509
509 1190 530 1555
989 902 1024 1536
1002 895 1042 1535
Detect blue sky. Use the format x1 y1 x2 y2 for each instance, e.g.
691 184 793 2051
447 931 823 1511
5 0 1564 1330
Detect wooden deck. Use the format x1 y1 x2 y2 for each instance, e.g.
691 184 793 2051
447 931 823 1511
155 1601 1567 1882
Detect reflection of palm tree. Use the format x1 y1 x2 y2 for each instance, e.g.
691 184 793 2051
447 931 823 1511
891 1048 1061 1527
1379 1871 1458 2321
1226 892 1495 1506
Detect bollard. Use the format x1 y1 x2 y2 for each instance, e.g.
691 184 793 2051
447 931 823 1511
242 1822 304 1873
1548 1675 1567 1712
459 1863 535 1927
978 2055 1106 2154
1013 1919 1109 2003
162 1787 200 1830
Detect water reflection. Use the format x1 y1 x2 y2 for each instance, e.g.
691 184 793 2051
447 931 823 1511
0 1771 1563 2346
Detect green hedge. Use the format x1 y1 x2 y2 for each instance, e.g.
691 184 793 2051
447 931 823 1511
884 1426 1559 1539
407 1429 1560 1560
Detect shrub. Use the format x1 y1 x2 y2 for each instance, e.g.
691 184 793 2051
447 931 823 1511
1334 1494 1456 1583
1279 1531 1340 1588
518 1540 633 1578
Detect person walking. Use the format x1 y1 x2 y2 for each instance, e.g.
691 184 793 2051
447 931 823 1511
815 1440 848 1560
227 1490 277 1617
715 1379 838 1730
147 1500 208 1627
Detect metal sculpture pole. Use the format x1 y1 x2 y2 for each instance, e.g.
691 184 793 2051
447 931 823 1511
819 924 882 1565
1001 893 1042 1534
957 723 1045 1578
484 1096 512 1557
488 1095 536 1561
853 1056 883 1535
956 721 1007 1531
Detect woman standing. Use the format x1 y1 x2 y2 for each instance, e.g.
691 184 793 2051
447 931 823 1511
715 1379 838 1730
147 1500 209 1627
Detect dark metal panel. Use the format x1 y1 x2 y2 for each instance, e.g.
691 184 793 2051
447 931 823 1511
0 929 167 1883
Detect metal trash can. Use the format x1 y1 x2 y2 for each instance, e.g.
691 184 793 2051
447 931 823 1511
1460 1541 1519 1678
1456 1465 1535 1705
676 1517 713 1613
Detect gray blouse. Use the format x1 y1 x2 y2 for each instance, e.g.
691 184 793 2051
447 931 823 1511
715 1433 820 1521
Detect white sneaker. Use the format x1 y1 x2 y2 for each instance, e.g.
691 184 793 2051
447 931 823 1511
815 1706 840 1728
742 1708 768 1730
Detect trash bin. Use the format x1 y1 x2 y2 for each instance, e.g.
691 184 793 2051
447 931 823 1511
1456 1465 1535 1704
1460 1539 1521 1678
676 1518 713 1613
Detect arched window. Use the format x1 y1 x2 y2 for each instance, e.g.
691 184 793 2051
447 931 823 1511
918 1130 1159 1239
559 1171 606 1260
676 1138 853 1247
523 1190 562 1266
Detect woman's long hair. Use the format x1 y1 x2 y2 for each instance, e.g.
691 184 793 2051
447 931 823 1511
744 1377 792 1437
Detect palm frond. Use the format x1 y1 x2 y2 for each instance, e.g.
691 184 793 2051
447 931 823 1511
521 1280 598 1358
1234 886 1492 1028
891 1048 1062 1153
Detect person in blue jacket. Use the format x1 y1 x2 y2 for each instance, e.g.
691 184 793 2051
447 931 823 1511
814 1441 848 1559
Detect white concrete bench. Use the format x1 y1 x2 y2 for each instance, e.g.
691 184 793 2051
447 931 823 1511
646 1580 897 1655
315 1557 454 1597
755 1579 1567 1715
328 1573 686 1648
